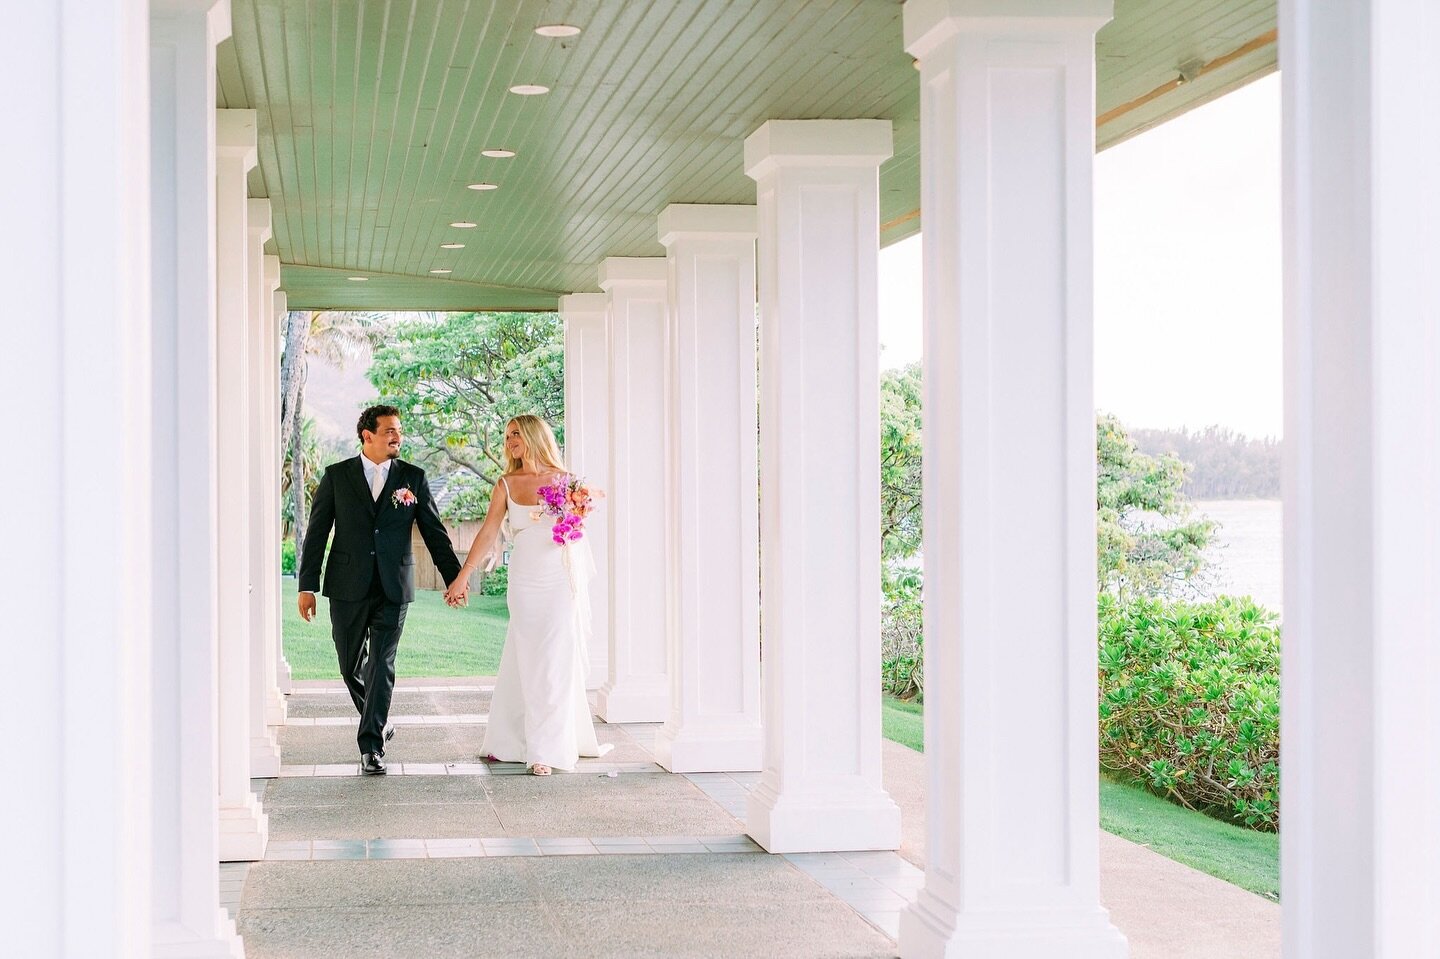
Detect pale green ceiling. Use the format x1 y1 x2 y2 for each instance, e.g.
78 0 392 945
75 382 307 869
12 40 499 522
217 0 1276 311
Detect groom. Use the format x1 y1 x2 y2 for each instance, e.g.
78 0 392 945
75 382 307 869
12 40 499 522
298 404 469 774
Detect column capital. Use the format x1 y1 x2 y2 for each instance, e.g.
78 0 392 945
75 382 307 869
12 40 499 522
743 120 892 181
904 0 1112 58
216 109 257 169
657 204 757 247
598 257 666 291
263 254 281 292
246 198 272 244
558 292 608 319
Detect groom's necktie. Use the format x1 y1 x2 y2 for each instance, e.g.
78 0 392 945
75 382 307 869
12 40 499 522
370 465 385 501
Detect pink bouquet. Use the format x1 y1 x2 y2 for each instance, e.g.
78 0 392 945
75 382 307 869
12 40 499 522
533 475 604 546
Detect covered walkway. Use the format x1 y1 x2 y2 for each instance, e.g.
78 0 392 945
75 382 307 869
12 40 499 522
13 1 1440 956
217 679 1279 958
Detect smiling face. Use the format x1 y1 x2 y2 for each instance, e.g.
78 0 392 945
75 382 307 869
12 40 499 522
504 420 528 466
362 415 403 462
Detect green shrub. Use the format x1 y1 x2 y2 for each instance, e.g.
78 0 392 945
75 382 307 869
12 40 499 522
1098 594 1280 830
280 539 297 576
881 567 923 701
477 563 508 596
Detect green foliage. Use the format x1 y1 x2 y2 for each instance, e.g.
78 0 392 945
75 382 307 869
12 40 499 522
881 565 924 702
281 417 325 534
1097 414 1216 599
1097 593 1281 831
477 563 509 596
439 471 495 522
879 363 925 702
280 539 296 576
880 363 923 561
368 312 565 482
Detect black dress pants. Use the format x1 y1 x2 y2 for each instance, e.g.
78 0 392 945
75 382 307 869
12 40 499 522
328 569 409 756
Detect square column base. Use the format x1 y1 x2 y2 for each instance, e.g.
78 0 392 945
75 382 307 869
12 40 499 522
278 656 293 693
249 731 281 778
595 680 669 724
153 913 246 959
654 722 763 773
265 688 288 726
746 780 901 853
219 796 268 862
900 890 1128 959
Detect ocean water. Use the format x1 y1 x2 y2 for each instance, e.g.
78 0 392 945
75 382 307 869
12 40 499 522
1195 498 1283 614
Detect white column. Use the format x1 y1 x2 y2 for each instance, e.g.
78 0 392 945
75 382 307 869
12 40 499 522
245 200 282 777
743 120 901 853
1280 2 1440 956
260 253 287 726
653 205 763 773
273 288 294 694
149 2 246 956
559 293 612 690
595 258 672 722
216 109 269 860
898 4 1126 957
3 2 153 953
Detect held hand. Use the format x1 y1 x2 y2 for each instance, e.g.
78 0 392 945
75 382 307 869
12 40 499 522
298 591 317 622
444 578 471 608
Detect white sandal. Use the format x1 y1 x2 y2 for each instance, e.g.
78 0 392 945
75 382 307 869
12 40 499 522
529 763 552 776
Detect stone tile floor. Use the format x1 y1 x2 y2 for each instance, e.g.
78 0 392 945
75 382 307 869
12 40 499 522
228 679 1279 958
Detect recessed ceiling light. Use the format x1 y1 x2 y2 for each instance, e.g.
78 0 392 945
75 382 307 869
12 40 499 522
347 276 368 282
509 84 550 96
450 221 478 228
430 268 452 275
481 148 516 158
535 24 581 38
440 243 465 249
466 182 499 191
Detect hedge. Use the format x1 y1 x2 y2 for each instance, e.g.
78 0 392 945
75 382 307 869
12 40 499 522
1098 593 1280 830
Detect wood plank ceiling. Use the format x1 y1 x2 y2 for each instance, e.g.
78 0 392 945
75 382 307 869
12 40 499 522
216 0 1276 311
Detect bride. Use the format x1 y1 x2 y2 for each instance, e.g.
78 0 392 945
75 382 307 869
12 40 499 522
447 415 604 775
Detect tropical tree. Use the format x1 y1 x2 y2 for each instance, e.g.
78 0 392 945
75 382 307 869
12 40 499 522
367 312 564 483
1097 413 1216 599
280 310 395 558
880 362 923 563
280 416 323 534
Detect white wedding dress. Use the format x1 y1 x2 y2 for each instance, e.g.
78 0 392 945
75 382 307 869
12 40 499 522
480 477 604 770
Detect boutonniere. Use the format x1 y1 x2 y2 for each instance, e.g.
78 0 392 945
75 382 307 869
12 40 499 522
391 486 417 508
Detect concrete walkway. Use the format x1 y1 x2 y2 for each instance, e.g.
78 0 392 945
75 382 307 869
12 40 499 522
231 679 1279 958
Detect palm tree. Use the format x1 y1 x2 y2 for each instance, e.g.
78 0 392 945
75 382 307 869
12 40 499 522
280 310 389 558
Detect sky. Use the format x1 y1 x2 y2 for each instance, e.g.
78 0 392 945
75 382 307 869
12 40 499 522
877 72 1283 440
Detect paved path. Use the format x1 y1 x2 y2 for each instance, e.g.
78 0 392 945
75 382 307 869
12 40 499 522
230 679 1279 958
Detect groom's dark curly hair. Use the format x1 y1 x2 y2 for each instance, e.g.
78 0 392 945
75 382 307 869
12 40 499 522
356 404 401 441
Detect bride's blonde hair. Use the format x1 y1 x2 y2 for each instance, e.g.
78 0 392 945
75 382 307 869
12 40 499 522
505 415 567 475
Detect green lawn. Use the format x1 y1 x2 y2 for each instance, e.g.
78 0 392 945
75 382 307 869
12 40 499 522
881 695 1280 901
1099 773 1280 900
281 578 506 679
882 694 924 751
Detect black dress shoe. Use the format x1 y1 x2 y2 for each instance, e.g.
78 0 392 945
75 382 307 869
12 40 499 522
360 752 387 775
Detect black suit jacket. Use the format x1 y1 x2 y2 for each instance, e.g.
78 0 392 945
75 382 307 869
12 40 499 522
297 456 462 604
